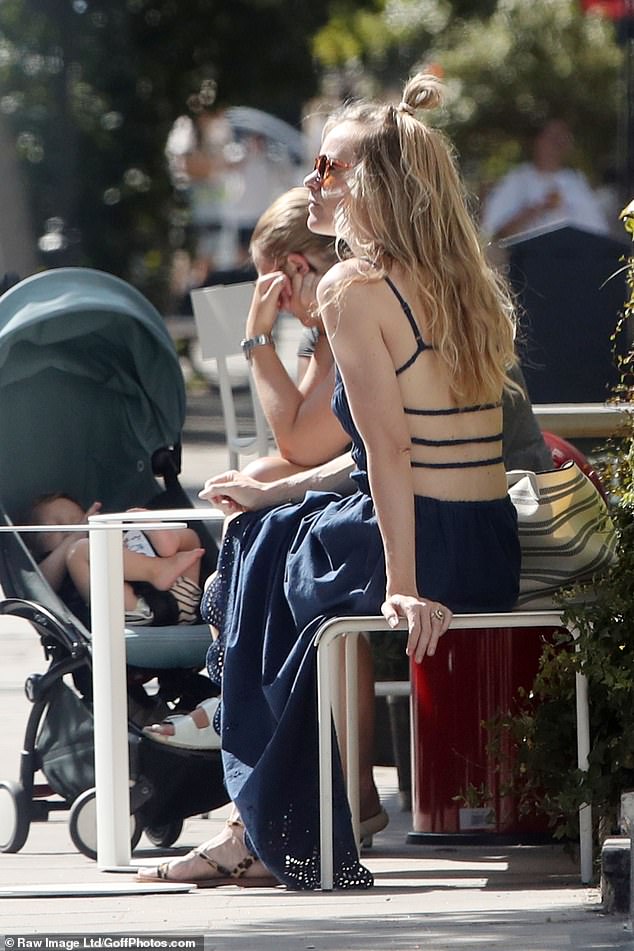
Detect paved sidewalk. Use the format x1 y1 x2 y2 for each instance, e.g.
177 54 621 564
1 557 631 948
0 395 632 948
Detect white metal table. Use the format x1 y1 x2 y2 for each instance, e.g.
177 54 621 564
533 402 630 439
87 508 223 869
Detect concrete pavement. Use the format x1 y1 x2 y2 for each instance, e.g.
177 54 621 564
0 390 632 948
0 617 627 950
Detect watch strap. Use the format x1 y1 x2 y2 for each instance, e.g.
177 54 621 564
241 333 274 361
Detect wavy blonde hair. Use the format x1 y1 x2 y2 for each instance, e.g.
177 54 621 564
250 186 338 271
323 74 517 405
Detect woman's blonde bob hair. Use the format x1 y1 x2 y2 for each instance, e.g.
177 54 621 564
323 73 517 405
250 186 337 271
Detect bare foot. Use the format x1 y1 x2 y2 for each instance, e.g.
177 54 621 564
151 548 204 591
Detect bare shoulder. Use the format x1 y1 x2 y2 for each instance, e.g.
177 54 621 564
317 259 357 295
317 259 382 316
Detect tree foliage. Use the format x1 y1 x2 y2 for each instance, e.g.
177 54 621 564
313 0 623 191
314 0 497 83
0 0 364 305
429 0 623 186
0 0 624 305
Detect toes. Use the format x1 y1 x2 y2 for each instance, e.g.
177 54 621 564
143 724 175 736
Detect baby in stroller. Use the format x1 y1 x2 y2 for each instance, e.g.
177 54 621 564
27 492 204 626
0 266 231 858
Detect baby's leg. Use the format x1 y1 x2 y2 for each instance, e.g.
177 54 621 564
65 537 91 603
145 526 201 559
123 547 204 591
65 538 202 607
123 581 140 611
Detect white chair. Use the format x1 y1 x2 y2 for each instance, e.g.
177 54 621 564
314 610 592 891
191 283 271 469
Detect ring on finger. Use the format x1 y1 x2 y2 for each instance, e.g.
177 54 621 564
432 608 445 621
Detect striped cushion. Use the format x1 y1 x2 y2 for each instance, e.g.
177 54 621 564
508 461 617 608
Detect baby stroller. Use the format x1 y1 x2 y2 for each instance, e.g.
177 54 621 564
0 267 229 859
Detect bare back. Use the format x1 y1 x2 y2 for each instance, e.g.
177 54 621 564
374 270 508 501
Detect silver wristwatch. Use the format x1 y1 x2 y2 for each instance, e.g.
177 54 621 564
240 333 274 361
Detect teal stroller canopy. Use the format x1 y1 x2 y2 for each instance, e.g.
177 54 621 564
0 267 186 521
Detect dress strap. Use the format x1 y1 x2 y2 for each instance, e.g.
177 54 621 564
411 454 504 470
384 277 433 375
404 402 502 417
411 431 503 447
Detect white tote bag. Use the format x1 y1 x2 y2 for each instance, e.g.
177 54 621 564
507 460 618 608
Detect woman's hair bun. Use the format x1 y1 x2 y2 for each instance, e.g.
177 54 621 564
399 72 443 114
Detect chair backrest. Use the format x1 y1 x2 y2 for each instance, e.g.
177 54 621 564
191 283 271 469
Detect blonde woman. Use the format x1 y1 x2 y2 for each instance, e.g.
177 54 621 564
146 189 385 840
139 73 520 890
240 186 350 480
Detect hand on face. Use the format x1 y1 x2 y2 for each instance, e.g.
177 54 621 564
283 261 322 329
246 271 290 336
248 257 322 335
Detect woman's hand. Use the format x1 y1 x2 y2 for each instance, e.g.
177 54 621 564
285 268 322 330
198 470 278 515
246 267 323 339
245 271 290 337
381 594 452 663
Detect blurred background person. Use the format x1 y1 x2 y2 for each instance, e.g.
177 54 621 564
480 118 609 244
166 107 235 282
222 132 298 267
167 107 302 294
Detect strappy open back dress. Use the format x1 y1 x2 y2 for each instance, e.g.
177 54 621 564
202 278 521 889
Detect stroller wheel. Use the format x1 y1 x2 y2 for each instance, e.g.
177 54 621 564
144 818 184 849
69 788 143 861
0 780 30 853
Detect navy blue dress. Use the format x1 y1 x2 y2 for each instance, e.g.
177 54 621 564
202 283 520 890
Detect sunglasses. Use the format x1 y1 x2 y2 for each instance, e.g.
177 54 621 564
312 154 354 188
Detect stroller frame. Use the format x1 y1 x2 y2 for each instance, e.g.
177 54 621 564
0 267 229 858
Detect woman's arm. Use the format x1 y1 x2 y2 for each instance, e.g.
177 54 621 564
481 168 560 242
319 272 417 594
487 191 561 241
245 271 351 467
198 452 354 515
318 267 451 659
296 355 311 384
